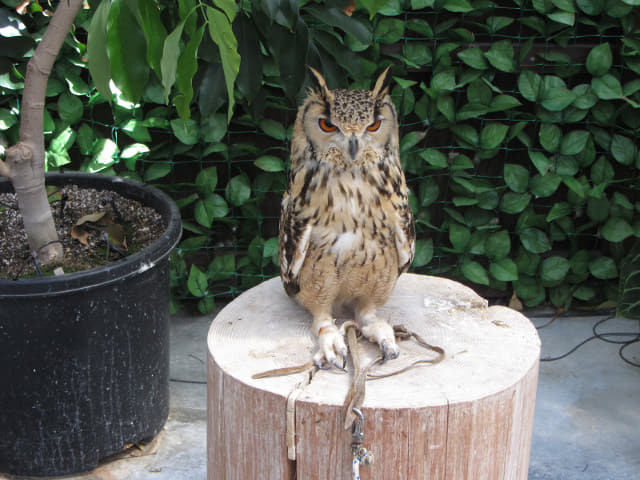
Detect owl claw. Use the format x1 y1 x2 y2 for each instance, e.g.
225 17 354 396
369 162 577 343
381 339 400 363
314 326 348 371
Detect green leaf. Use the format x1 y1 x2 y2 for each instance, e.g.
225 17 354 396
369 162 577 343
586 42 612 76
401 131 426 153
520 227 551 253
187 265 209 297
50 126 76 153
484 40 515 72
121 119 152 142
436 95 455 123
454 125 479 147
592 74 623 100
195 193 229 227
449 223 471 252
87 138 119 173
504 164 529 193
610 134 636 165
420 149 448 168
590 156 615 184
546 202 572 222
195 166 218 194
530 173 562 197
259 119 287 140
480 122 509 149
87 0 112 101
457 47 488 70
431 70 456 92
175 24 206 120
57 92 83 124
486 230 511 260
589 256 618 279
226 174 251 206
601 217 634 242
560 130 590 156
541 86 576 111
539 123 562 153
77 123 95 155
209 254 235 281
201 113 228 143
120 143 149 171
443 0 474 12
412 239 433 267
547 10 575 25
490 258 518 281
529 151 551 175
306 6 371 44
0 109 16 130
255 156 285 172
518 71 542 102
540 257 570 282
489 95 522 112
161 19 185 103
375 17 405 44
171 118 199 145
587 197 609 222
107 0 149 102
461 260 490 285
137 0 168 78
144 163 171 182
500 192 531 214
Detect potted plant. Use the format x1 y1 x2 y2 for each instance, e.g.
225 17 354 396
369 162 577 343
0 1 185 475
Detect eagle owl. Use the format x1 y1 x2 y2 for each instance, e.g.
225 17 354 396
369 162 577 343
278 66 416 369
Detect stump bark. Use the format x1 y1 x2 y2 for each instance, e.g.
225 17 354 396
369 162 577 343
207 274 540 480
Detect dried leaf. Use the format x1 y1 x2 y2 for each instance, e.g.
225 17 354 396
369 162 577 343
75 211 107 226
71 226 91 247
104 224 127 250
509 292 524 311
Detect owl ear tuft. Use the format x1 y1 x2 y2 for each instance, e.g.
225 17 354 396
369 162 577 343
372 66 393 100
307 66 333 101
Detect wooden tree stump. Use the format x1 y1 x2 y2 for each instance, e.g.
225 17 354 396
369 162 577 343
207 274 540 480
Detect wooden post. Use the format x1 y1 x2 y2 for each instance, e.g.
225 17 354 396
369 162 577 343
207 274 540 480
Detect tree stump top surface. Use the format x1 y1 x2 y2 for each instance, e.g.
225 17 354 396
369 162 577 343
207 274 540 408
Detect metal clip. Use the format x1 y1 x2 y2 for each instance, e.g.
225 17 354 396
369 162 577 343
351 407 364 451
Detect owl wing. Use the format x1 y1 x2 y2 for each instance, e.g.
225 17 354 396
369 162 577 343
395 201 416 275
278 190 312 297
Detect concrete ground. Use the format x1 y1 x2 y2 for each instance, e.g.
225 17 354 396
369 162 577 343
2 311 639 480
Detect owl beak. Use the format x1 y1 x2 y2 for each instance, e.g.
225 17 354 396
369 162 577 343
348 135 359 160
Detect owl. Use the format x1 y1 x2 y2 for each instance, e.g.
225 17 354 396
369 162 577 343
278 66 416 369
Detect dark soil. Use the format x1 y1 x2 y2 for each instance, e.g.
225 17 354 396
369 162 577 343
0 185 165 279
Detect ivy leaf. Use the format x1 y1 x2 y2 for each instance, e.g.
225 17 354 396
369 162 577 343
529 151 551 175
457 47 488 70
586 42 612 76
490 258 518 281
412 239 433 267
500 192 531 214
144 163 171 182
589 256 618 279
480 122 509 149
171 118 200 145
461 260 490 285
520 227 552 253
546 202 572 222
255 156 285 172
540 256 570 282
259 119 287 140
226 174 251 206
592 74 623 100
530 173 562 197
601 217 634 242
518 71 542 102
486 230 511 260
449 223 471 251
87 138 119 173
590 156 615 184
209 254 235 281
195 166 218 194
610 134 636 165
560 130 590 156
539 123 562 153
484 40 515 72
187 265 208 297
489 95 522 112
420 149 448 168
58 92 83 124
504 163 529 193
195 193 229 227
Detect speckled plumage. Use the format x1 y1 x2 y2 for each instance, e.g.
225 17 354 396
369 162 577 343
278 67 416 367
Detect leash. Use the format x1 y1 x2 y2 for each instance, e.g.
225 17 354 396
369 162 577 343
252 323 445 476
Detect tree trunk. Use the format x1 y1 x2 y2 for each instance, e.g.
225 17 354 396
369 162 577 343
1 0 84 264
207 274 541 480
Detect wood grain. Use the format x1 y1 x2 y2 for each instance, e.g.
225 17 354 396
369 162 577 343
207 274 540 480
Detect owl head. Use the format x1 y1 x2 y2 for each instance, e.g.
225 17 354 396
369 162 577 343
294 66 398 167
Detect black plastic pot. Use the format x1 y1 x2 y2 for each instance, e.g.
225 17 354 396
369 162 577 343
0 172 181 476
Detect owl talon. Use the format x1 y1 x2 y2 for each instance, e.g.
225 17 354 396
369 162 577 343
381 339 400 362
314 326 348 371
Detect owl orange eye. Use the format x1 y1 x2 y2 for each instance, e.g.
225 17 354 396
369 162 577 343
367 119 382 132
318 118 337 132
